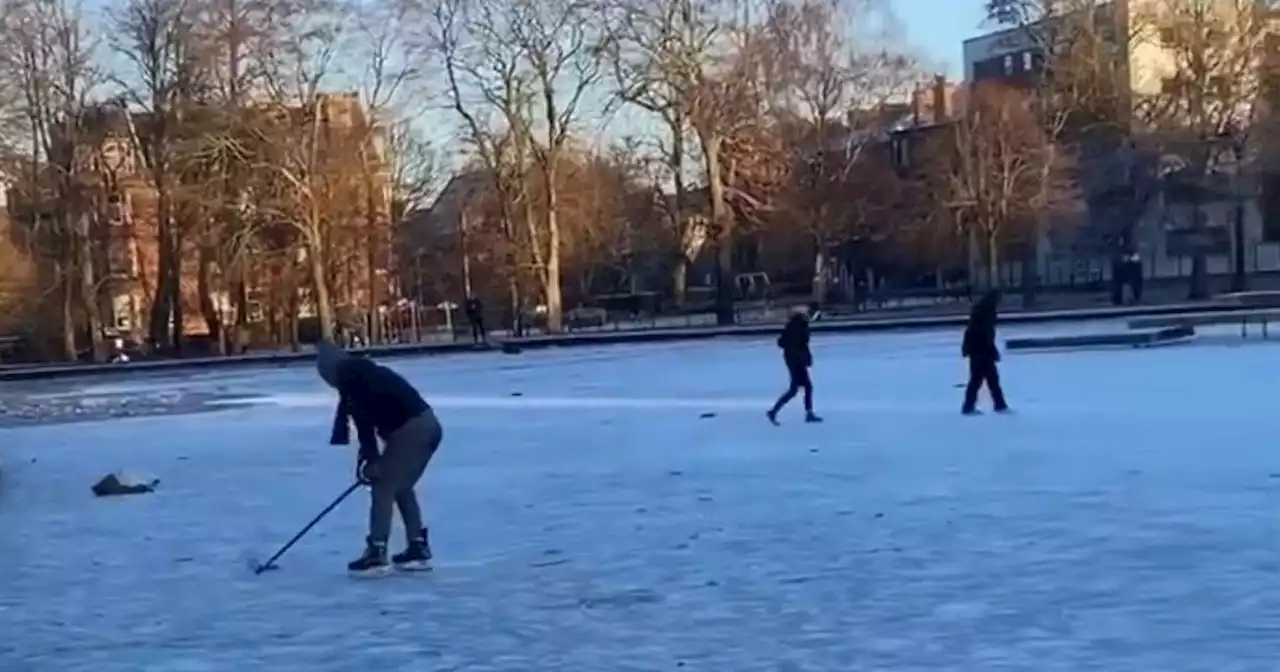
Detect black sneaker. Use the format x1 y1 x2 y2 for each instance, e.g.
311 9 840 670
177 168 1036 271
392 528 433 571
804 412 823 423
766 410 779 426
347 538 391 576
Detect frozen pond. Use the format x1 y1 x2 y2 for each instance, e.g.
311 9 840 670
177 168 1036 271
2 322 1279 670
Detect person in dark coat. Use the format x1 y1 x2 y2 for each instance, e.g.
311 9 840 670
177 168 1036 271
961 290 1009 415
464 296 486 344
316 341 444 575
767 306 823 425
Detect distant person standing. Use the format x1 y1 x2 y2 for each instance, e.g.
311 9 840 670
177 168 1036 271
961 290 1010 415
464 296 486 344
767 305 823 425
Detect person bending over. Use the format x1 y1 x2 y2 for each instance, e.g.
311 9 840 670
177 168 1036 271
316 341 444 575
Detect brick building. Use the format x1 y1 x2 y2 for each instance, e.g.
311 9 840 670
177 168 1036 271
7 91 393 349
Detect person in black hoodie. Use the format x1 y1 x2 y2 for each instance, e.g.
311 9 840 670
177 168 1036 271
464 296 486 344
316 341 444 575
961 290 1009 415
767 306 823 425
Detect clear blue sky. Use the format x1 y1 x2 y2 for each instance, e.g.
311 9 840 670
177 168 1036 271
898 0 990 78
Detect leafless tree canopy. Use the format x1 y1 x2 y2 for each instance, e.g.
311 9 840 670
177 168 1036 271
0 0 1197 361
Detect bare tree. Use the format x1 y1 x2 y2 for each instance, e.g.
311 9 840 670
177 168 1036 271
1130 0 1268 297
249 0 345 341
603 0 723 306
430 0 535 333
0 0 105 360
183 0 293 351
764 0 914 301
608 0 762 325
505 0 605 332
433 0 604 333
943 83 1080 289
112 0 208 351
351 0 427 342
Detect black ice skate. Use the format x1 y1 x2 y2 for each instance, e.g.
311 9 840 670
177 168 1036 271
804 412 823 423
392 528 433 571
766 409 780 426
348 538 391 576
961 408 983 416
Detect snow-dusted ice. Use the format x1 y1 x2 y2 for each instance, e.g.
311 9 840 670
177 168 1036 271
3 321 1280 671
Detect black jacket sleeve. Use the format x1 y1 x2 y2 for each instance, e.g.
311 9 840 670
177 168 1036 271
329 362 381 462
348 400 380 462
329 396 351 446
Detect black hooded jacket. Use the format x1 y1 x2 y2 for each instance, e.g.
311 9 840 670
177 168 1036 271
962 292 1001 362
317 344 429 462
777 314 812 367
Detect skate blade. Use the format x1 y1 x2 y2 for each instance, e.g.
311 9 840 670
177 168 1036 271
394 560 433 572
348 564 394 578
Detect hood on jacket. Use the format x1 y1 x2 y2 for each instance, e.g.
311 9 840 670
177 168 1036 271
315 340 349 388
971 290 1002 320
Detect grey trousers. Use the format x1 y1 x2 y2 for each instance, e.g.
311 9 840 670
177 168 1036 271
369 410 442 545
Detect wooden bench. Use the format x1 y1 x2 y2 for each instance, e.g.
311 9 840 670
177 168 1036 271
1127 309 1280 338
1006 325 1195 351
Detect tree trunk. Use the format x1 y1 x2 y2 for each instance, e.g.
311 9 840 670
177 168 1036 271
149 190 174 350
669 113 687 309
168 231 184 352
811 242 826 304
704 134 734 326
75 212 104 362
508 277 522 337
986 233 1000 291
363 155 383 345
544 170 564 333
197 244 224 354
366 227 381 344
671 258 687 307
307 238 335 342
59 265 76 361
1189 253 1208 300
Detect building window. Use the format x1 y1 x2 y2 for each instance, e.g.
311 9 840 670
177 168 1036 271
1022 51 1033 71
1003 54 1014 75
1160 26 1176 46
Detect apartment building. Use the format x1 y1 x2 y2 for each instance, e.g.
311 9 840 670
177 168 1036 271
961 0 1280 284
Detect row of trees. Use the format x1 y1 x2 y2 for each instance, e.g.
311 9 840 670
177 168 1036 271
0 0 1270 360
0 0 439 360
411 0 1280 331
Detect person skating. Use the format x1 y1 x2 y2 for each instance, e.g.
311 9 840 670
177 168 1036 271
961 290 1009 415
316 341 444 575
767 305 822 425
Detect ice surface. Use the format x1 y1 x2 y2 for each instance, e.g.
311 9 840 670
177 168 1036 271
4 321 1280 671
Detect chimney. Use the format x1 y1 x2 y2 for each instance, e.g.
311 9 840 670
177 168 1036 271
932 74 949 122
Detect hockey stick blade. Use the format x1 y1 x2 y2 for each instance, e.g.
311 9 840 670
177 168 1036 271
241 550 279 574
